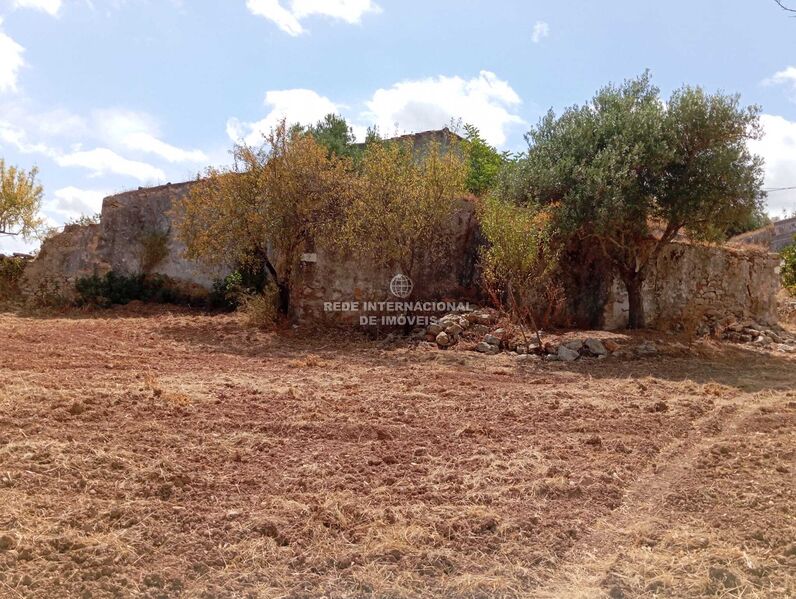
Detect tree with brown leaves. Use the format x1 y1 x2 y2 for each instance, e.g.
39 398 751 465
176 121 356 313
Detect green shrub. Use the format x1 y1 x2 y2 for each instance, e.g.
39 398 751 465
208 268 269 311
782 238 796 295
30 278 68 308
74 272 189 307
209 271 245 310
0 256 26 300
140 230 170 273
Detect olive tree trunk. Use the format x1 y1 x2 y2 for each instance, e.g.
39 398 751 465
621 272 646 329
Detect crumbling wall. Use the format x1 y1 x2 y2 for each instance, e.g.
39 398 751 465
22 182 481 315
603 242 780 330
730 216 796 253
291 198 482 323
23 182 217 297
21 223 105 298
22 180 781 331
96 182 214 286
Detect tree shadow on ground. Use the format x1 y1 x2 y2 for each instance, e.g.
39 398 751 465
5 303 794 394
0 302 217 322
148 311 796 394
548 343 796 394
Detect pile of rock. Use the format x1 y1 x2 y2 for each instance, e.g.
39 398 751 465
722 321 796 353
419 308 641 361
423 308 498 348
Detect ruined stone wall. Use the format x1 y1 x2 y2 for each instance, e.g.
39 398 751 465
602 242 781 330
22 183 481 316
21 223 105 298
730 216 796 253
96 182 215 286
22 180 780 331
291 198 482 323
22 182 218 297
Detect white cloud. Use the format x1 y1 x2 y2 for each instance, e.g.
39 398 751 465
227 88 340 145
750 114 796 216
532 21 550 44
0 103 206 193
93 109 207 163
364 70 524 146
56 148 166 182
123 132 208 163
246 0 302 35
245 0 379 36
765 66 796 102
765 66 796 87
44 187 109 221
13 0 62 17
230 72 525 148
0 19 25 93
0 119 58 156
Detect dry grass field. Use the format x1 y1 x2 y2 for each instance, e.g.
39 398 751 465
0 306 794 598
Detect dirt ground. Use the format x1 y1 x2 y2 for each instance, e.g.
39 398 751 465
0 306 793 598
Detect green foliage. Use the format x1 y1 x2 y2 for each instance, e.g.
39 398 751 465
782 238 796 294
723 208 771 239
140 230 170 273
480 196 561 327
65 213 101 227
74 272 188 308
506 72 765 327
208 268 269 310
209 271 244 311
461 124 509 196
0 256 26 300
306 114 359 160
0 159 44 239
300 114 382 164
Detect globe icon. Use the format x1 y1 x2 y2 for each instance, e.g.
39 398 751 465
389 274 414 299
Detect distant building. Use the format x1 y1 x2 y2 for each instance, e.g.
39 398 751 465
730 216 796 253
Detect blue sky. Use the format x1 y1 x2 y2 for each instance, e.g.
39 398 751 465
1 0 796 253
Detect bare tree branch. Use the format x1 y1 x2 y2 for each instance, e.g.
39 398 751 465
775 0 796 14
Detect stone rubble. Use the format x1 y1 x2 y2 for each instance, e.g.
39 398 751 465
418 307 652 361
557 345 580 362
721 320 796 353
415 309 796 361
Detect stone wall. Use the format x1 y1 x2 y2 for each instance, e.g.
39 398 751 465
292 198 482 323
730 216 796 253
602 242 781 330
22 181 217 297
22 182 482 316
22 180 781 331
96 182 215 286
22 223 104 298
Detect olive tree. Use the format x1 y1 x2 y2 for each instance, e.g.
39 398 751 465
506 73 765 328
